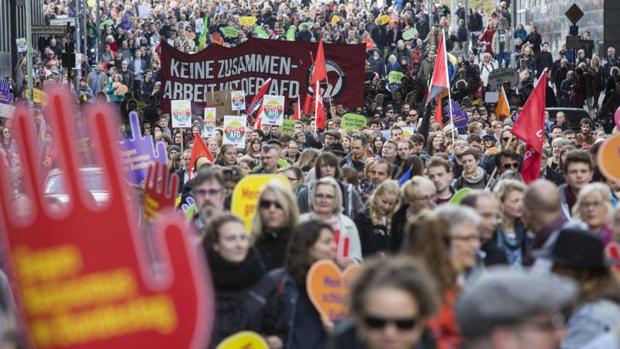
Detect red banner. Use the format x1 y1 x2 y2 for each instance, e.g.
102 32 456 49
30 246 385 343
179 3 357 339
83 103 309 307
159 39 365 112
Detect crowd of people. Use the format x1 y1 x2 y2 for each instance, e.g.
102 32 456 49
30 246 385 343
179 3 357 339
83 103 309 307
1 0 620 348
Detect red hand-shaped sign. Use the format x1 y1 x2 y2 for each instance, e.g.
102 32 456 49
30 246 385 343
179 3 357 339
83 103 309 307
0 87 214 349
144 162 179 222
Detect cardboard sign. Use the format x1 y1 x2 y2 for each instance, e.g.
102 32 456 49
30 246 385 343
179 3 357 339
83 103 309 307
450 100 469 128
171 100 192 128
231 175 289 232
119 111 168 185
216 331 269 349
598 133 620 182
223 115 247 149
261 95 284 126
0 87 214 349
239 16 257 26
281 118 295 136
203 108 217 137
306 260 360 321
230 90 246 111
144 162 179 223
341 113 367 132
488 68 519 90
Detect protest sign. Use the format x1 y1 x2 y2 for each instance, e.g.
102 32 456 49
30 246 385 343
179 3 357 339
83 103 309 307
378 14 389 25
402 28 418 41
171 100 192 128
307 260 360 321
223 115 247 148
231 175 289 232
261 95 284 126
138 4 151 17
239 16 257 26
0 87 214 349
341 113 367 132
450 188 472 205
144 162 179 223
0 79 14 105
119 112 168 185
281 118 295 135
0 103 15 119
159 39 364 111
33 88 47 105
388 71 404 85
230 90 246 111
402 127 414 138
221 26 240 38
597 133 620 182
203 108 217 137
488 68 519 90
450 100 469 128
216 331 269 349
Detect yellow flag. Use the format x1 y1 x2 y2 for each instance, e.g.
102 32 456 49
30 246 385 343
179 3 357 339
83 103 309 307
495 86 510 120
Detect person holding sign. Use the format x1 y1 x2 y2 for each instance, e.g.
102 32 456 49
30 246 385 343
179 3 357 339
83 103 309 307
201 213 285 348
328 256 439 349
299 177 362 263
269 220 338 349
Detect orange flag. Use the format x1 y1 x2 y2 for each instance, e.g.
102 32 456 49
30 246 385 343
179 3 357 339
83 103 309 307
189 134 215 174
495 85 511 120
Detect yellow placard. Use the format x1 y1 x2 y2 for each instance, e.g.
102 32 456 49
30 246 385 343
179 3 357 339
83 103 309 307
33 88 47 105
239 16 257 26
216 331 269 349
378 15 389 25
331 15 341 25
231 174 289 232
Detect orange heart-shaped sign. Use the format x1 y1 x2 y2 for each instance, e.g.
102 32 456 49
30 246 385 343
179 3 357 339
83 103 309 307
306 260 360 321
215 331 268 349
597 133 620 182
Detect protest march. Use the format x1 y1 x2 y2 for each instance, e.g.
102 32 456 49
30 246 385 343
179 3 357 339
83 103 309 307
1 0 620 348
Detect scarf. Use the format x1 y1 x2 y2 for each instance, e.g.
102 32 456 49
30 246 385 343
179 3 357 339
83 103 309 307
207 248 265 293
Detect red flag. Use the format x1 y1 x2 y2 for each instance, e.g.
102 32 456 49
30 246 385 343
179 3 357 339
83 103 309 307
425 33 449 105
254 103 264 129
293 95 301 120
315 81 326 130
302 93 314 115
434 97 444 126
246 78 272 116
310 39 327 86
512 70 548 183
189 134 214 174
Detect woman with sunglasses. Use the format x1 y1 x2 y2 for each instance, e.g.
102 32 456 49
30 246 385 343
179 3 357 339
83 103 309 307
269 219 338 349
252 181 300 271
202 213 285 349
328 256 438 349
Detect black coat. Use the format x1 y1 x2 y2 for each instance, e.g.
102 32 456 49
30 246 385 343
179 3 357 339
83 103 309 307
208 248 285 348
255 228 290 272
354 208 405 257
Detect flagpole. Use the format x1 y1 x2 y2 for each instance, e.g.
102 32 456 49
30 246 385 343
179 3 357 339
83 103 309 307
443 31 455 144
315 80 320 134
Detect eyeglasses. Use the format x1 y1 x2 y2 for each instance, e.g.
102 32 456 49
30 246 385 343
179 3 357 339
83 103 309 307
408 113 418 117
259 199 283 210
581 201 603 209
364 315 419 331
192 188 222 197
502 162 519 170
502 137 514 142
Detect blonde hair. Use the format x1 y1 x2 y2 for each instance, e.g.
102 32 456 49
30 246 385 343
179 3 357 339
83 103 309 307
493 179 526 203
251 181 300 236
572 182 613 222
369 180 402 233
402 176 436 202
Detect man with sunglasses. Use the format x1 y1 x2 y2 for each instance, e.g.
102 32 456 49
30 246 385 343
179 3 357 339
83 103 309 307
496 151 520 176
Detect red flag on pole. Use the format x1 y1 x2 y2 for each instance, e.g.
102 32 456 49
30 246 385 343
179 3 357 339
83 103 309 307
189 134 214 175
254 103 264 129
425 34 449 105
315 81 326 130
246 78 272 116
310 39 327 86
512 70 548 184
435 97 444 126
293 95 301 120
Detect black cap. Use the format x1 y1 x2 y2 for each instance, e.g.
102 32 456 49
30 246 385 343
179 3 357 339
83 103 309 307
545 228 610 269
267 138 282 147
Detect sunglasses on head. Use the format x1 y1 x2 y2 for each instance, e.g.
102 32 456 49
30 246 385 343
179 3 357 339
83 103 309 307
364 315 418 330
259 199 283 210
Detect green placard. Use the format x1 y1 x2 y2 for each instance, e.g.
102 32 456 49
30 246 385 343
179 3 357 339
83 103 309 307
341 113 367 132
221 26 240 38
281 119 295 135
286 26 296 41
449 188 472 205
254 26 269 39
402 28 418 41
388 71 405 84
